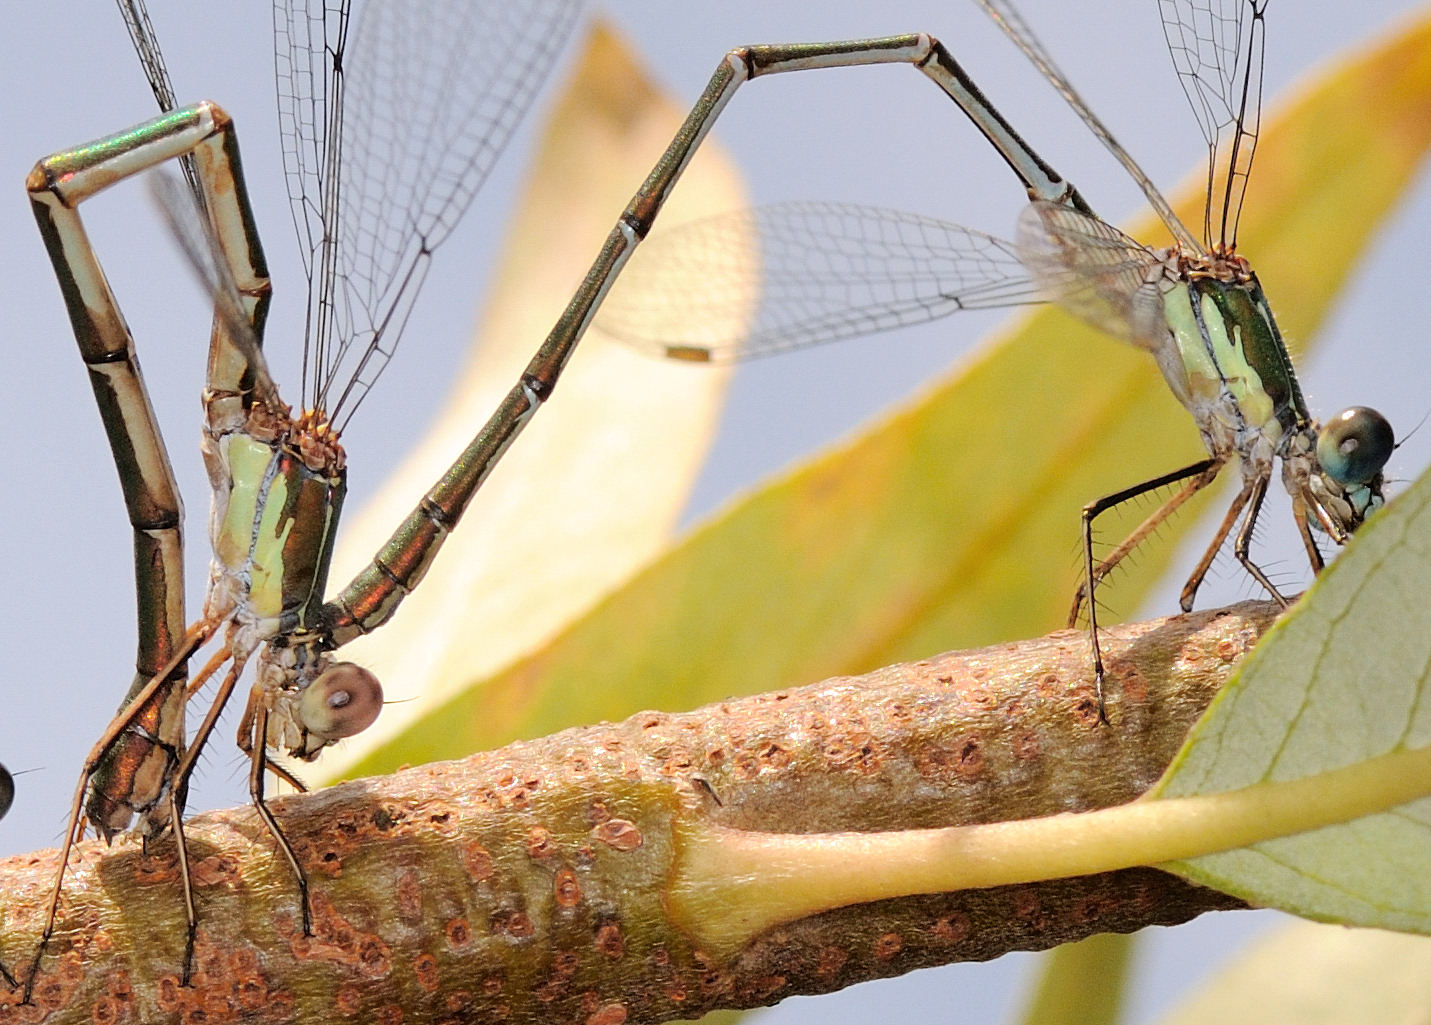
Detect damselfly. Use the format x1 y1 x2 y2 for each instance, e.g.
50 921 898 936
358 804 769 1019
20 0 576 993
597 0 1396 718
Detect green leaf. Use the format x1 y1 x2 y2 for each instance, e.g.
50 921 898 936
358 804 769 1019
1015 933 1133 1025
341 9 1431 774
1153 458 1431 932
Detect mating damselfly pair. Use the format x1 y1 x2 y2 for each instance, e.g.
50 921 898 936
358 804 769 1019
2 0 1413 1002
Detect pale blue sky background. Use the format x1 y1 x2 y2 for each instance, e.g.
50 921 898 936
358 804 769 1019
2 2 1429 1021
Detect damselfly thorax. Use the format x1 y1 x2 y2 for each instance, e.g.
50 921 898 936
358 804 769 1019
202 399 381 759
1021 199 1389 543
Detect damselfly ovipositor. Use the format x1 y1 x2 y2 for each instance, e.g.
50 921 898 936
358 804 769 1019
597 0 1400 720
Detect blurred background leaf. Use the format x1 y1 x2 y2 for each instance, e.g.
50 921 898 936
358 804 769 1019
1014 933 1134 1025
1154 921 1431 1025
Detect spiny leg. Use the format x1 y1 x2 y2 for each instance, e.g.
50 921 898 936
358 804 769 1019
1229 474 1287 605
1177 473 1268 613
257 758 309 795
1070 459 1225 624
1291 496 1328 575
21 622 217 1000
242 705 313 939
1073 458 1224 722
164 647 249 984
226 683 319 941
1297 488 1353 551
323 31 1088 642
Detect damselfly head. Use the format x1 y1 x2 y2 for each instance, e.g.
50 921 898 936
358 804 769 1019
1309 406 1395 533
1317 407 1395 489
297 662 383 748
259 642 382 760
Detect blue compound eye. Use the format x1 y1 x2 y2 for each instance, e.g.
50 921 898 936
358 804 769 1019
1317 406 1394 487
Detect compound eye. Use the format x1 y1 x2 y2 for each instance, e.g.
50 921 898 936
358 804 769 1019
1317 406 1394 487
299 662 383 742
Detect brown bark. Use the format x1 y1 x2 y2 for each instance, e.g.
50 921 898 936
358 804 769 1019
0 601 1275 1024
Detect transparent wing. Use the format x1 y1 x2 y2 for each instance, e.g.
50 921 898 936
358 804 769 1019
274 0 583 425
115 0 204 210
148 172 285 412
1015 200 1173 350
594 201 1040 363
1159 0 1266 249
117 1 282 410
977 0 1201 253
